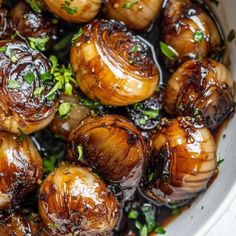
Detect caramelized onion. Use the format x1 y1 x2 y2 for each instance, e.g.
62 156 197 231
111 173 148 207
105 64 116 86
10 2 57 49
39 164 119 235
142 117 217 204
0 210 42 236
70 19 159 106
0 40 57 135
161 0 221 72
0 8 13 40
164 59 234 130
50 94 92 140
43 0 101 23
104 0 163 31
68 114 146 201
0 131 43 209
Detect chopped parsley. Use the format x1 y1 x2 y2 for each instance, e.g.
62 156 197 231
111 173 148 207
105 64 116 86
217 158 224 166
154 226 166 234
61 0 78 14
122 0 139 9
142 110 159 119
25 0 42 13
71 28 83 44
28 36 49 51
131 44 141 53
23 72 35 85
77 145 83 160
58 102 71 117
34 87 45 96
7 80 20 89
128 210 138 220
17 127 27 143
160 42 178 60
0 46 7 52
193 30 204 42
5 47 17 63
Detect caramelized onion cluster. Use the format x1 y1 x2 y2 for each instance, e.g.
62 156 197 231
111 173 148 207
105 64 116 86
39 164 119 236
0 210 42 236
142 117 217 204
43 0 101 23
0 131 43 209
161 0 221 71
68 114 146 201
0 40 57 135
105 0 163 31
71 19 159 106
10 2 57 49
164 59 234 130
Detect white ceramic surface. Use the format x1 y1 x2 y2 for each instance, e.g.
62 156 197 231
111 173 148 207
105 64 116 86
164 1 236 235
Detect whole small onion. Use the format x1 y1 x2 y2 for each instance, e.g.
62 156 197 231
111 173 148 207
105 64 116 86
0 131 43 209
68 114 146 201
43 0 102 23
164 59 234 131
10 2 58 50
142 117 217 204
39 164 119 236
0 40 57 135
0 210 42 236
160 0 222 72
70 19 159 106
104 0 163 31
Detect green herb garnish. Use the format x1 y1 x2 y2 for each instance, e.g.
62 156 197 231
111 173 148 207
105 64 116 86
71 28 83 44
217 158 224 166
141 204 156 232
61 1 78 14
77 145 83 160
58 102 71 117
160 42 178 60
194 30 204 42
131 44 141 53
23 72 35 84
25 0 42 13
142 110 159 119
7 80 20 89
128 210 138 220
122 0 139 9
0 46 7 52
28 36 49 51
34 87 45 96
154 226 166 234
17 127 27 143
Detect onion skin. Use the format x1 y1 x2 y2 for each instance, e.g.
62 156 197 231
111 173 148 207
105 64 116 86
142 117 217 204
0 131 43 210
164 59 234 131
50 94 92 140
70 19 159 106
0 40 57 135
43 0 101 23
104 0 163 31
0 210 42 236
39 164 119 236
68 114 146 201
161 0 221 72
10 2 58 49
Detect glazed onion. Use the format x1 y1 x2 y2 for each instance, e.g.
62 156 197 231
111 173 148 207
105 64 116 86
10 2 57 50
0 40 57 135
0 131 43 209
68 114 146 201
70 19 159 106
164 59 234 131
142 117 217 204
160 0 221 71
49 94 92 140
0 210 41 236
43 0 101 23
39 164 119 235
104 0 163 31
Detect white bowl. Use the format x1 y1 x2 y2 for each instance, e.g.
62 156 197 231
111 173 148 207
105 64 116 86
165 1 236 235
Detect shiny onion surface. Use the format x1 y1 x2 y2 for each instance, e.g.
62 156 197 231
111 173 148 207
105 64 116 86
50 94 92 140
10 2 57 49
43 0 101 23
70 19 159 106
104 0 163 31
68 114 146 201
0 131 43 210
164 59 234 131
0 40 57 135
0 8 13 40
0 210 42 236
161 0 221 72
39 164 119 236
142 117 217 204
